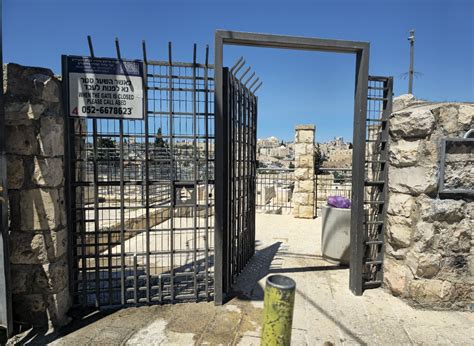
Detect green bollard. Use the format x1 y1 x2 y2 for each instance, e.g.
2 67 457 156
261 274 296 346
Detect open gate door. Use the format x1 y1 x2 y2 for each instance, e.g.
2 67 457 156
358 76 393 292
214 65 258 304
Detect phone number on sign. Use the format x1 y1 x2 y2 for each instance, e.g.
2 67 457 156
80 106 133 115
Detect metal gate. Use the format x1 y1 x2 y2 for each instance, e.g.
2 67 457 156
214 64 258 303
361 76 393 290
0 4 13 336
65 42 215 307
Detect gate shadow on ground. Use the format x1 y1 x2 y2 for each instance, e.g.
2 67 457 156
230 242 348 301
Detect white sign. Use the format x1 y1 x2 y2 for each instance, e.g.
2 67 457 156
67 56 144 119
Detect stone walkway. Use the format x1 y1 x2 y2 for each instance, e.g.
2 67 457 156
10 214 473 345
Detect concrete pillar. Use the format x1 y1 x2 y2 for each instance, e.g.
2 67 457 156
292 125 315 219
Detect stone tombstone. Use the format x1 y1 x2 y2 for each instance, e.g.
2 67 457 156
292 125 316 219
4 63 70 328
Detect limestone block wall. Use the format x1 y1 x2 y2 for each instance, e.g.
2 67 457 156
384 95 473 310
4 64 70 327
292 125 315 218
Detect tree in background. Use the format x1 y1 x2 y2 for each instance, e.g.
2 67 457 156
314 143 327 174
97 137 118 160
154 127 167 148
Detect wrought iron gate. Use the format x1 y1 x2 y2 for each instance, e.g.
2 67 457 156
65 43 215 307
361 76 393 290
214 66 258 303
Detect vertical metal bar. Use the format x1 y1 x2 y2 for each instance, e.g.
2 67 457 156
230 74 236 281
61 55 76 307
349 44 370 296
115 39 126 305
92 120 100 306
203 45 210 299
375 77 392 284
168 42 175 302
87 35 95 58
408 30 415 94
0 0 13 332
133 254 138 304
214 35 226 304
192 44 199 300
119 119 125 304
142 41 151 303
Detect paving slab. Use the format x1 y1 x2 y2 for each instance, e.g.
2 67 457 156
9 214 473 345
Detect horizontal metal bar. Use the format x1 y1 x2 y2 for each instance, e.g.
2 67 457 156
147 60 215 68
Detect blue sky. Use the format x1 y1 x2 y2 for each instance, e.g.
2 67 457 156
4 0 473 141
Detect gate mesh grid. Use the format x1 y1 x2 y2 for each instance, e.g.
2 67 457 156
70 59 215 306
363 76 392 287
226 68 258 283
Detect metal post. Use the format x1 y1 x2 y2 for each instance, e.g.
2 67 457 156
261 275 296 346
0 0 13 336
408 30 415 94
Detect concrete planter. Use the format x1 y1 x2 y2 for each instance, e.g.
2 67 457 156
321 205 351 264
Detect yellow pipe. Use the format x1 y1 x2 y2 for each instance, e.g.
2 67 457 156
261 275 296 346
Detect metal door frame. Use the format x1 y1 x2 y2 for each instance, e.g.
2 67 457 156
214 30 370 303
0 0 13 336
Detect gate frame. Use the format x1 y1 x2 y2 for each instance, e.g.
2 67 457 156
214 30 370 304
0 0 13 337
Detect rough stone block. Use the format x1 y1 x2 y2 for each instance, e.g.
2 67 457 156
389 139 420 167
12 293 48 327
388 166 437 195
392 94 415 112
20 188 61 231
408 279 454 305
390 108 435 139
296 180 314 193
292 192 314 205
383 257 411 296
417 195 465 223
413 221 436 252
294 168 312 180
46 287 72 327
416 253 442 278
9 231 49 264
42 77 61 103
458 104 474 127
294 143 308 156
39 116 64 157
36 257 68 294
295 205 314 219
7 155 24 189
387 216 412 249
387 192 415 218
295 130 315 144
32 157 63 187
296 155 313 169
5 125 38 155
4 63 54 98
432 105 460 135
5 101 45 125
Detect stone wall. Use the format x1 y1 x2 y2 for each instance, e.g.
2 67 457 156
384 94 473 309
292 125 315 219
4 64 70 327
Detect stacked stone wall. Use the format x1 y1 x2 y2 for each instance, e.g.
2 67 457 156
292 125 315 219
4 63 70 327
384 95 473 309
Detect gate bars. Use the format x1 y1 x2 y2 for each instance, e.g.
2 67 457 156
66 39 215 307
225 65 259 295
362 76 393 289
